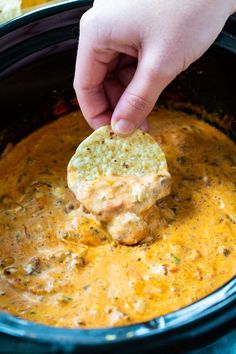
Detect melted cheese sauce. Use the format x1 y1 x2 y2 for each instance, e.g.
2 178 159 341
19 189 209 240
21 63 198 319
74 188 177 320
69 172 171 245
0 108 235 328
22 0 54 9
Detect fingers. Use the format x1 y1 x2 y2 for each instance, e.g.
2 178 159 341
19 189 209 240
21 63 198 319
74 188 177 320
103 76 124 110
74 12 117 129
117 54 137 86
104 57 137 110
111 52 172 136
75 11 173 135
74 47 110 128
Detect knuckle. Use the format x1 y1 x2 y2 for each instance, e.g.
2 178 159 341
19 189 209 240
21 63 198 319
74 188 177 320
157 57 178 81
146 65 160 80
145 48 178 82
80 10 107 46
156 57 179 81
80 9 95 32
125 93 151 113
150 60 173 82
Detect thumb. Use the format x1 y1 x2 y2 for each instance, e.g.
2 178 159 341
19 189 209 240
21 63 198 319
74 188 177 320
111 52 172 136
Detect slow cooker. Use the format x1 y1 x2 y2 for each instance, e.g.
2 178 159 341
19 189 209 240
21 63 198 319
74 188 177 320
0 1 235 353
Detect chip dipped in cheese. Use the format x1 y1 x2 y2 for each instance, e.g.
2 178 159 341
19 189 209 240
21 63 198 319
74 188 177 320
67 126 171 245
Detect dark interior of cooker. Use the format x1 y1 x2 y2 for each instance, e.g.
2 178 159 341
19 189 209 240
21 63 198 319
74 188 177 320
0 44 236 154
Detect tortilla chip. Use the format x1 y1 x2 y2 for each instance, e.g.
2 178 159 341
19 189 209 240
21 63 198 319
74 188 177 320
0 0 21 23
68 126 168 188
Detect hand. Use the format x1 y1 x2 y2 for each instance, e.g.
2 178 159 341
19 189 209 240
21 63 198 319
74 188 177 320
74 0 235 135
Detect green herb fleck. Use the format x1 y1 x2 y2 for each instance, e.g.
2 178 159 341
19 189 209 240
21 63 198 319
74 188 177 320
171 254 180 265
58 295 73 303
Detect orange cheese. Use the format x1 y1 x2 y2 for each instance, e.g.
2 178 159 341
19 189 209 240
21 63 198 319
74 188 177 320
0 108 235 328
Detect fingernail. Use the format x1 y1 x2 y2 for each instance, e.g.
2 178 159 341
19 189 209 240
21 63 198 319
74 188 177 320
113 119 135 135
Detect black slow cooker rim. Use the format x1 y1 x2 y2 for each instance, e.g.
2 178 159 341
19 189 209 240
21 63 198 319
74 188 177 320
0 0 235 348
0 0 93 35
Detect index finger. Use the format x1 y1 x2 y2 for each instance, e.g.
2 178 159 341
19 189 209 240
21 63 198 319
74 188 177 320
74 17 115 129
